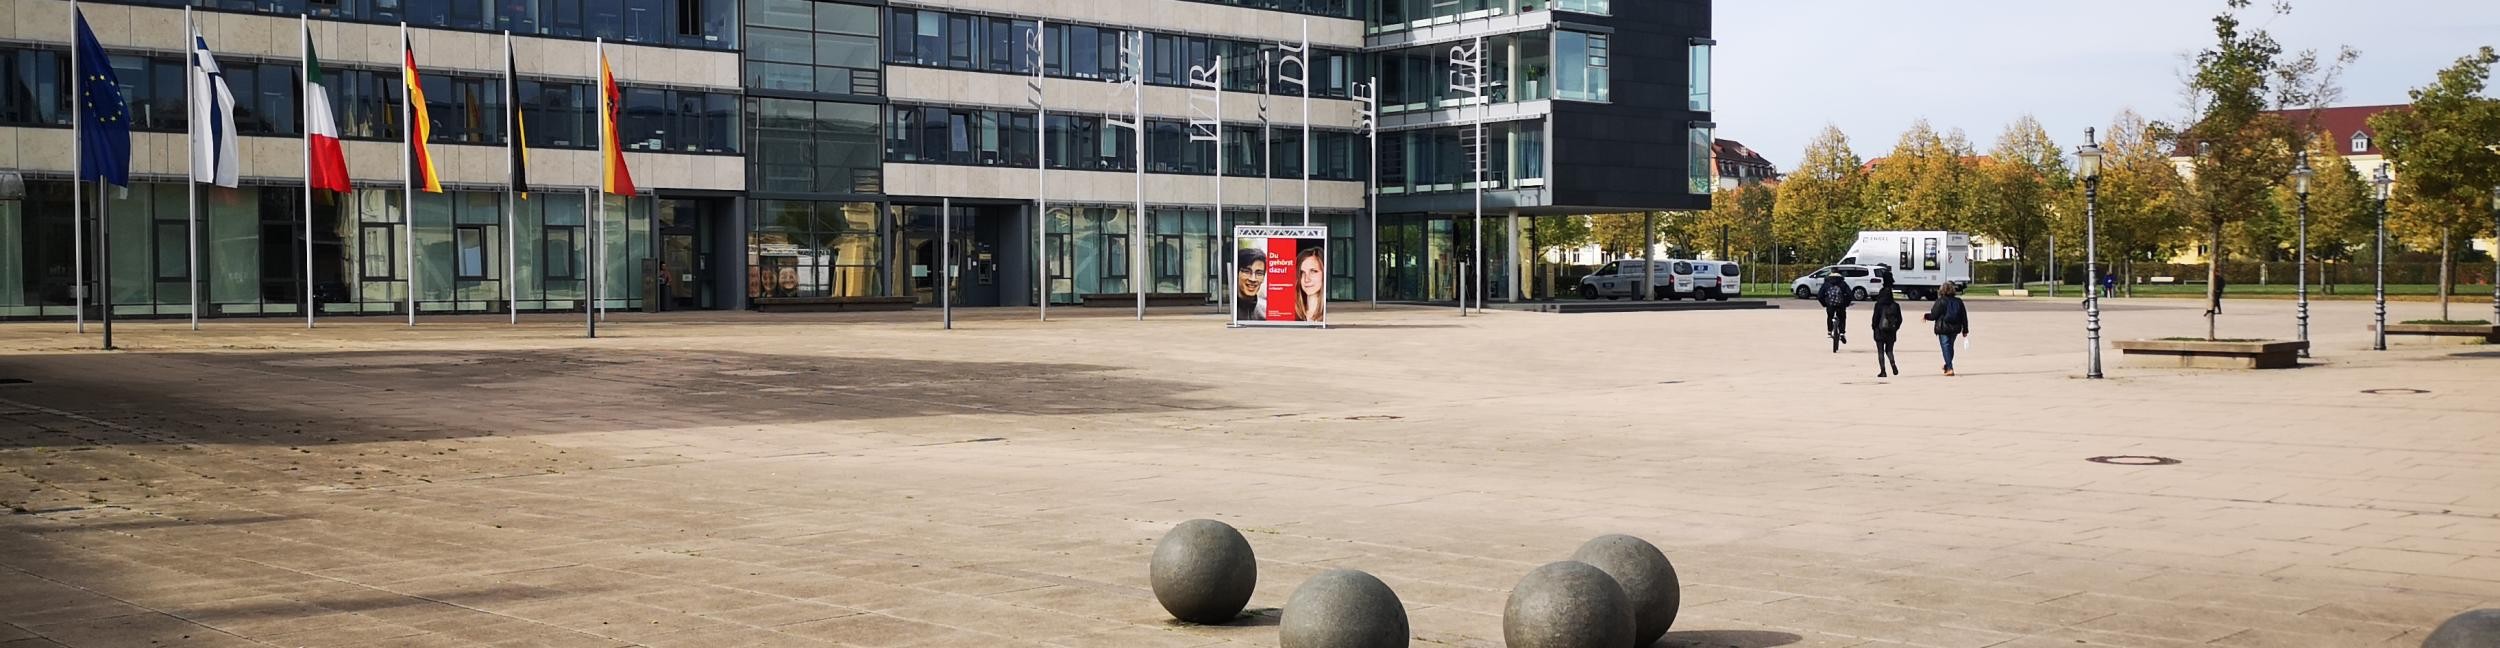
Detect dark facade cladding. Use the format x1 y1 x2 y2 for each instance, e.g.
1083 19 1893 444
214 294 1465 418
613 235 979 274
1 0 1711 319
1547 0 1712 213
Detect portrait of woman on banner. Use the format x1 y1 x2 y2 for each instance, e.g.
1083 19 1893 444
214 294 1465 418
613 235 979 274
1294 246 1326 322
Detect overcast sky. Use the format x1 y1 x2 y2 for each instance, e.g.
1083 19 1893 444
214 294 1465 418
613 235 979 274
1712 0 2500 170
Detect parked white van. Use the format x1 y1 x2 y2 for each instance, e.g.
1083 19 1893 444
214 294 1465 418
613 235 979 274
1577 259 1695 300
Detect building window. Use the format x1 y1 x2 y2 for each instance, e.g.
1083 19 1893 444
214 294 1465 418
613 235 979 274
1688 123 1714 195
1556 31 1610 102
749 1 881 95
753 98 883 194
543 227 578 279
361 225 397 279
1688 39 1712 112
455 226 489 280
2350 132 2370 154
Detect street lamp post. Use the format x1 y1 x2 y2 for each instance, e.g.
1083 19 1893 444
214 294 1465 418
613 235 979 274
2076 128 2104 379
2490 182 2499 326
2291 152 2314 356
2372 164 2392 351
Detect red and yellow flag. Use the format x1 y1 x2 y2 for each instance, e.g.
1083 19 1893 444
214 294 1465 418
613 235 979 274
402 35 441 193
598 51 635 196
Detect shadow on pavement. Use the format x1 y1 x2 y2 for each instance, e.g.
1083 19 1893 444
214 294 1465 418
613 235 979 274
0 348 1233 451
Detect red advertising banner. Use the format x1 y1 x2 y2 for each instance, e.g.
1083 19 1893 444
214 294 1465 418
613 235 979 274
1231 225 1328 327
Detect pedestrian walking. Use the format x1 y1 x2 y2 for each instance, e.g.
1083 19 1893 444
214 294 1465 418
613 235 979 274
1818 272 1854 352
1924 282 1971 376
2100 272 2116 298
1871 285 1903 377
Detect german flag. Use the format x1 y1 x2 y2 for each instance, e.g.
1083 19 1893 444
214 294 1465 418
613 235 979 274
598 48 634 196
403 34 441 193
505 35 527 197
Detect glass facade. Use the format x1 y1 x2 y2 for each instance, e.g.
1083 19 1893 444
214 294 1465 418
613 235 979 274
1688 123 1714 195
0 181 659 320
746 0 883 95
0 46 736 153
79 0 740 50
1688 41 1712 112
1555 31 1609 103
1376 121 1544 195
881 8 1364 99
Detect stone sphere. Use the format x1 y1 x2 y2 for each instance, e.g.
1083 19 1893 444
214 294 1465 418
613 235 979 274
2424 609 2500 648
1149 519 1258 624
1570 534 1681 647
1504 560 1633 648
1279 569 1409 648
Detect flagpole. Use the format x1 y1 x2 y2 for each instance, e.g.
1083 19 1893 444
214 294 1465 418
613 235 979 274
1032 20 1047 321
100 183 115 350
505 30 518 325
402 22 416 327
70 0 85 334
595 38 610 327
583 187 595 338
1300 19 1311 227
186 6 201 330
595 38 608 326
1130 30 1144 322
302 14 315 329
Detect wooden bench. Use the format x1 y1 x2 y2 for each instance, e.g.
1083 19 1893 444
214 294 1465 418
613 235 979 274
2376 323 2500 344
2113 339 2306 369
2146 276 2180 285
752 296 917 313
1080 293 1212 308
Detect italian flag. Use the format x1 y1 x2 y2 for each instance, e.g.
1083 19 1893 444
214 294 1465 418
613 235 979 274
304 27 349 193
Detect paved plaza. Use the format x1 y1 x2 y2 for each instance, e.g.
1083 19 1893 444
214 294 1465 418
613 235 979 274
0 296 2495 648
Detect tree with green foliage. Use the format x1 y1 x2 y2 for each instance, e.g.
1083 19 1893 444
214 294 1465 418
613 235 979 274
2172 0 2305 339
2368 46 2500 320
1863 120 1982 232
2268 131 2376 291
1526 215 1592 298
1970 115 2070 287
2095 110 2195 295
1774 126 1869 265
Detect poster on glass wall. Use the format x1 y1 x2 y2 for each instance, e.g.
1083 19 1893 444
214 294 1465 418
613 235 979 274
1231 225 1328 328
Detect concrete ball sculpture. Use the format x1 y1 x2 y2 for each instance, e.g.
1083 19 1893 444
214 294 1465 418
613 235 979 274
1279 569 1410 648
1149 519 1259 624
1570 534 1681 647
2424 609 2500 648
1503 560 1633 648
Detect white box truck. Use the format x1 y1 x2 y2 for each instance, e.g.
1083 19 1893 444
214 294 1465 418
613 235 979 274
1834 231 1972 300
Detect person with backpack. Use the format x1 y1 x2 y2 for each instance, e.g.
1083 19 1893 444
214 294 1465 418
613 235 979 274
1870 285 1903 377
1818 272 1854 352
1924 282 1971 376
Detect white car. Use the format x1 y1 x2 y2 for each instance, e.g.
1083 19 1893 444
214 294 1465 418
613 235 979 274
1790 265 1887 301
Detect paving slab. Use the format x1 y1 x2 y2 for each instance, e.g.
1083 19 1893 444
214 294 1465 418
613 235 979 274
0 297 2494 647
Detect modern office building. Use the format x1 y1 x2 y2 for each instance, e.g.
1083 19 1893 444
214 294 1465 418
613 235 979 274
0 0 1711 320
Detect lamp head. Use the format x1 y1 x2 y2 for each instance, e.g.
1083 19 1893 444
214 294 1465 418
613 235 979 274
2290 151 2314 195
2372 164 2392 201
2075 127 2103 180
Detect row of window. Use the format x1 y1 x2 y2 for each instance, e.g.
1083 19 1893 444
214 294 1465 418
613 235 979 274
882 104 1368 181
0 47 737 153
883 8 1366 100
1375 121 1547 193
744 0 882 97
1188 0 1362 20
1372 0 1610 32
92 0 739 51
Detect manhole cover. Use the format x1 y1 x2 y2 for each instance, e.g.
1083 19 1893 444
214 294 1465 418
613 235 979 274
0 378 28 385
2361 388 2430 395
2087 455 2181 466
1346 415 1402 421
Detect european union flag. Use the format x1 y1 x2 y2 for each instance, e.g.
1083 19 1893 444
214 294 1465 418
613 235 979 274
74 9 131 188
